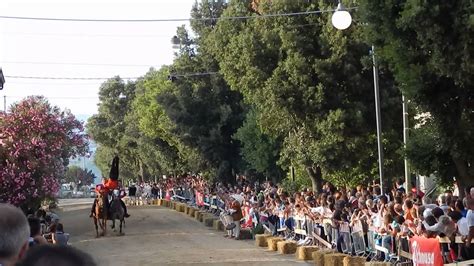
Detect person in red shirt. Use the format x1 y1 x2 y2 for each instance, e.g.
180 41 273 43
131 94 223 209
90 157 130 218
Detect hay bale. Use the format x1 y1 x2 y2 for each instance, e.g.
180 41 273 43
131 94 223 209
312 249 335 266
188 208 196 217
364 263 391 266
267 237 284 251
343 256 366 266
255 234 272 247
296 246 319 260
277 241 298 254
239 228 253 239
213 219 224 231
200 213 210 222
323 253 348 266
185 206 190 214
194 210 201 219
204 217 217 227
178 204 185 212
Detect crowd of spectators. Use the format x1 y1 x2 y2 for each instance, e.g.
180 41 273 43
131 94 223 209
0 203 92 266
163 175 474 264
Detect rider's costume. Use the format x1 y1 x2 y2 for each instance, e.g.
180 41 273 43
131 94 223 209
90 156 130 217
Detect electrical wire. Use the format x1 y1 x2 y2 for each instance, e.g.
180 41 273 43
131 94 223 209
3 61 160 67
3 95 98 99
171 71 219 77
5 71 219 80
0 8 356 23
5 75 139 80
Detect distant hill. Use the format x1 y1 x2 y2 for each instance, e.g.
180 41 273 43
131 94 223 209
69 113 101 184
75 114 92 124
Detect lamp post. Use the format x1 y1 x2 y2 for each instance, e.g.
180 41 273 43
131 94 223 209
0 68 5 90
331 2 384 194
1 68 5 113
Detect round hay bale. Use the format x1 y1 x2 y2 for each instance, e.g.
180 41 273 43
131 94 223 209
296 246 319 260
343 256 366 266
267 237 284 251
277 240 298 254
323 253 348 266
239 229 253 240
255 234 272 247
213 219 224 231
204 217 217 227
312 249 335 266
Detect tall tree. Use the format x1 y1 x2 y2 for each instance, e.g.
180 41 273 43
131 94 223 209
156 1 246 183
0 96 88 210
360 1 474 191
233 109 283 180
64 166 96 185
211 0 404 190
87 77 140 181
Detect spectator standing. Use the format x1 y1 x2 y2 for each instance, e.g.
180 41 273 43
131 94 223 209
52 223 69 246
231 197 243 240
0 203 30 266
27 217 48 247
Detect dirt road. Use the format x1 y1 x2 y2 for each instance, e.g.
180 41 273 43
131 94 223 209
59 206 312 266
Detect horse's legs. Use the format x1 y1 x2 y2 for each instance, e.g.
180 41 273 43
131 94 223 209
112 219 116 231
94 218 99 238
103 219 107 236
119 219 123 234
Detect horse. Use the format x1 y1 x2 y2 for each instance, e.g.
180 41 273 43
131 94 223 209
109 193 125 235
93 192 108 238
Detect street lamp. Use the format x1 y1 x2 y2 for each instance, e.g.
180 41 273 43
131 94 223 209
331 4 384 194
331 1 352 30
171 35 181 50
0 68 5 90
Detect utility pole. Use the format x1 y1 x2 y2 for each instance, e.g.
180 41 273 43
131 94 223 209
402 94 410 191
372 46 384 195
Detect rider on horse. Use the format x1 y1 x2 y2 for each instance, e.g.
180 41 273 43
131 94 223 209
90 156 130 218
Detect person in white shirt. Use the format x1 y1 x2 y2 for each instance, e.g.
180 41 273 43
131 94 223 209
465 198 474 247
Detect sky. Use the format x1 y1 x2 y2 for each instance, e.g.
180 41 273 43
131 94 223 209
0 0 196 118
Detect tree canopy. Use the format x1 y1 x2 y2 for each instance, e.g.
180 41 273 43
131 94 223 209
360 0 474 190
0 96 88 210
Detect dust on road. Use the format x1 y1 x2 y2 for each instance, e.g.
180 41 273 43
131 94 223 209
59 206 312 266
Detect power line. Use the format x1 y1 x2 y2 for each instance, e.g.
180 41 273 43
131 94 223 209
6 71 219 80
171 71 219 77
4 95 98 99
0 8 353 23
5 75 139 80
3 61 160 67
0 31 173 38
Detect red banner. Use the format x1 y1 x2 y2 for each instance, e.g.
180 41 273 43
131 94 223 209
409 236 443 266
196 190 204 207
